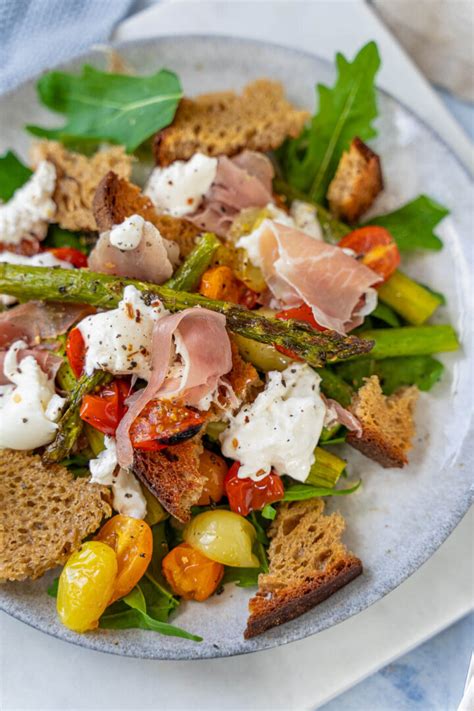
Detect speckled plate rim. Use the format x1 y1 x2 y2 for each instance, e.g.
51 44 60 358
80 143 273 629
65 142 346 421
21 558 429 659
0 34 472 660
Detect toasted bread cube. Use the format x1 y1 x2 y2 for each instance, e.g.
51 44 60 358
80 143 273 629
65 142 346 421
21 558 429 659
327 137 383 223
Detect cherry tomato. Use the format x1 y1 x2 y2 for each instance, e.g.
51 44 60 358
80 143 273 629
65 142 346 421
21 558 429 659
48 247 88 268
94 515 153 604
66 327 86 378
184 510 259 568
338 226 400 281
162 543 224 601
275 303 326 359
57 541 118 633
80 379 130 436
197 449 228 506
199 265 259 309
129 398 205 451
224 462 284 516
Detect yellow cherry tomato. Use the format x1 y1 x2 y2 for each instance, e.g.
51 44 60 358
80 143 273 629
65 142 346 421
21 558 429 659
57 541 118 633
183 510 260 568
94 515 153 603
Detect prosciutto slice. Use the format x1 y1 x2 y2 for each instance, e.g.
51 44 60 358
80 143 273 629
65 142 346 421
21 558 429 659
116 308 232 468
189 150 274 237
0 347 62 384
238 220 381 333
0 301 93 349
324 398 362 437
88 222 179 283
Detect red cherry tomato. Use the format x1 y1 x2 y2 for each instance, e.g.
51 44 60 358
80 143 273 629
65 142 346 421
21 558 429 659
80 379 131 436
129 398 206 451
275 303 326 359
48 247 88 269
224 462 284 516
338 226 400 282
66 327 86 379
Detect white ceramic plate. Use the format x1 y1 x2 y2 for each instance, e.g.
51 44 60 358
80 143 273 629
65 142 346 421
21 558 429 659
0 36 472 660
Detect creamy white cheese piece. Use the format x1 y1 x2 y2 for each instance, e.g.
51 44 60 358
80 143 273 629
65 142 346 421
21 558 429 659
220 363 326 482
77 285 169 380
109 214 146 251
0 340 65 450
0 161 56 245
0 250 73 305
145 153 218 217
89 436 147 519
290 200 323 239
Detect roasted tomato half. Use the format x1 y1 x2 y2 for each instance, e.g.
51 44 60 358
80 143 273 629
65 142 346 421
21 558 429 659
224 462 284 516
199 265 259 308
275 303 326 360
338 226 400 282
66 327 86 379
129 398 206 451
48 247 88 268
80 379 131 436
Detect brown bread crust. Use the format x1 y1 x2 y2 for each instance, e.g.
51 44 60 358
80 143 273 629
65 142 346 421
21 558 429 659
93 171 201 256
132 437 205 523
0 450 111 582
244 556 362 638
347 376 419 468
327 137 383 223
153 79 308 166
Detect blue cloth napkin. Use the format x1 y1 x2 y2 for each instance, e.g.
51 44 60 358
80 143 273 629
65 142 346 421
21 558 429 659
0 0 134 94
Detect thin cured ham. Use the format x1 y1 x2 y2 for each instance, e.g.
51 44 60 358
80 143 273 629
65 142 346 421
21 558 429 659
116 308 232 468
0 301 93 349
88 221 179 283
324 398 362 437
238 220 382 333
189 151 274 237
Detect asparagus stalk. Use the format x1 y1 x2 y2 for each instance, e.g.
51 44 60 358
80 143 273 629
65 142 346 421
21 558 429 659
165 232 220 291
306 447 346 488
273 178 350 243
0 264 373 367
377 270 442 325
356 325 459 360
43 370 112 463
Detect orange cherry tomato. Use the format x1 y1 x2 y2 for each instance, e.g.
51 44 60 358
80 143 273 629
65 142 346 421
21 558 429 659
275 303 326 360
80 379 130 436
338 226 400 282
224 462 284 516
197 449 228 506
95 515 153 604
199 265 259 309
162 543 224 602
129 398 206 451
48 247 88 269
66 327 86 378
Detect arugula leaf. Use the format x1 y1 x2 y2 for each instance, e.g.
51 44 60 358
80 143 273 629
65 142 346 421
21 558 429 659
334 355 444 395
0 151 32 201
283 480 361 502
27 65 183 153
279 41 381 201
222 567 261 588
365 195 448 251
100 582 201 641
249 512 270 573
371 302 400 327
47 577 59 597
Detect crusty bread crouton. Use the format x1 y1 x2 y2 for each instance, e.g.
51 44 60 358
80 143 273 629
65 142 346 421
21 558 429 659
93 171 201 256
227 340 261 403
0 450 111 582
30 141 133 232
132 436 205 523
153 79 309 166
347 376 419 467
245 499 362 638
327 137 383 223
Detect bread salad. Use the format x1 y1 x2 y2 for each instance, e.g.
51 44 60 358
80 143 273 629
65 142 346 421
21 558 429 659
0 42 459 642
